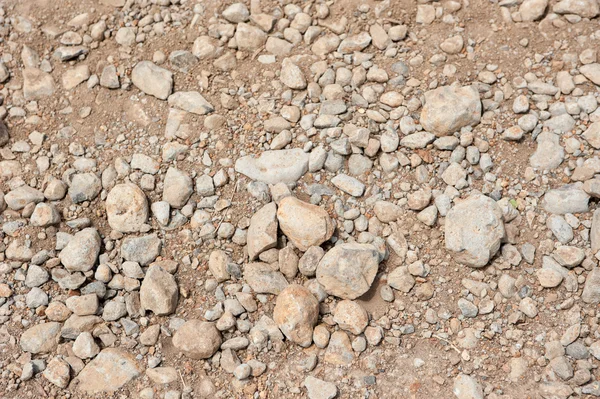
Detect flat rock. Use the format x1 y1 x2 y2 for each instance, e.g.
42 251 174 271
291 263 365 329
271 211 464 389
23 68 56 100
244 262 289 294
305 376 338 399
445 194 505 267
247 202 278 260
167 91 214 115
553 0 599 17
121 234 161 265
235 149 309 185
543 185 589 214
72 348 141 394
131 61 173 100
316 243 379 299
453 374 483 399
20 322 62 354
277 196 334 251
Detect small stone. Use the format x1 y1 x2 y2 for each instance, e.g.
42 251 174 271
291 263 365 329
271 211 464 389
277 196 334 251
304 376 338 399
59 228 101 272
421 85 481 137
106 184 149 233
140 265 178 315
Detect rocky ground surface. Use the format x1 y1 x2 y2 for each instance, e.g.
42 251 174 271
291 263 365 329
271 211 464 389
4 0 600 398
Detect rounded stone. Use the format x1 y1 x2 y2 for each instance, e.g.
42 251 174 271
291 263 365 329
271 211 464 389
106 183 149 233
273 284 319 347
172 320 222 359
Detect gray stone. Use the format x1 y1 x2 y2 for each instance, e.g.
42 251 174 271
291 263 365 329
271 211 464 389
121 234 161 265
59 228 101 272
72 349 141 394
131 61 173 100
421 85 481 136
316 243 379 299
235 149 309 185
140 265 178 315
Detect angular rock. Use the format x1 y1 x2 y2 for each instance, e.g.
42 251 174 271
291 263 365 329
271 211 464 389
273 285 319 347
247 202 278 260
131 61 173 100
445 194 505 268
244 262 288 295
23 68 56 100
316 243 379 299
72 349 141 394
543 186 589 215
59 228 101 272
140 265 178 315
167 91 214 115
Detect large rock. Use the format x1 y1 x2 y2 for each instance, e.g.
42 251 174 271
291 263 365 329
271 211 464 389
553 0 599 18
581 64 600 86
20 322 62 354
72 348 142 394
247 202 278 260
131 61 173 100
59 228 101 272
445 194 505 268
273 285 319 347
244 262 289 294
235 149 309 185
23 68 56 100
121 234 161 265
140 265 178 315
172 320 221 359
277 196 334 251
420 85 481 136
316 243 379 299
106 183 149 233
5 185 44 210
543 185 589 215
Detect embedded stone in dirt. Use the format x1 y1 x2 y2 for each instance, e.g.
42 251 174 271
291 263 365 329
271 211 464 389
235 149 309 185
420 85 481 136
172 320 222 359
316 243 379 299
72 348 142 394
106 183 149 233
445 194 505 268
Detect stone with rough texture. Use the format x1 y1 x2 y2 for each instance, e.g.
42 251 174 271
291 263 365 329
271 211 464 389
172 320 221 359
445 194 505 268
247 202 278 260
277 196 334 251
316 243 379 299
420 85 481 136
140 265 178 315
131 61 173 100
280 58 307 90
23 68 56 100
553 0 599 18
453 374 483 399
163 167 193 208
273 285 319 347
520 0 548 21
20 322 62 354
244 262 288 294
167 91 214 115
583 268 600 304
59 228 101 272
121 234 161 265
106 184 148 233
543 186 589 215
235 149 309 185
235 23 267 51
304 376 338 399
72 348 141 394
333 300 369 335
